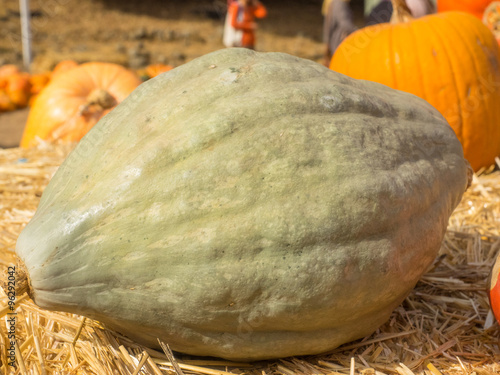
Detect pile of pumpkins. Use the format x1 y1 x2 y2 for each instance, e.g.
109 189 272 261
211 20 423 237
0 60 172 147
0 65 47 112
10 1 500 170
0 61 90 113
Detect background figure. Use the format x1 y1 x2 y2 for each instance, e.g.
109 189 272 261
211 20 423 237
366 0 435 25
323 0 358 66
223 0 241 47
226 0 267 49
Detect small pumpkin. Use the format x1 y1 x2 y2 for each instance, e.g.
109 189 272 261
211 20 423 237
20 62 141 148
331 0 500 172
438 0 493 19
0 64 21 80
5 72 31 108
0 89 16 112
29 72 51 95
489 251 500 324
11 49 471 361
0 65 30 110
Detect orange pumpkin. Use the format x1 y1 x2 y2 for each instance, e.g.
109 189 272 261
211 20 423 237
145 63 174 79
29 72 51 95
21 62 141 148
484 2 500 44
28 72 52 106
0 65 20 91
5 72 31 108
331 0 500 171
0 65 21 80
0 89 16 112
0 65 32 110
438 0 493 19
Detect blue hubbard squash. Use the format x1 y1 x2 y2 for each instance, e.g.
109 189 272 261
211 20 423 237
13 49 471 361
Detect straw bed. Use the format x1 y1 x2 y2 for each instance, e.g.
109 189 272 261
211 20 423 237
0 143 499 375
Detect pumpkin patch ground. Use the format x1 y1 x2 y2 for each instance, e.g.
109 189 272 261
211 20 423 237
0 108 28 148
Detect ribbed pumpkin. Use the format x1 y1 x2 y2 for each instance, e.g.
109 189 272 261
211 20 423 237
438 0 493 19
12 49 471 361
331 0 500 172
490 252 500 324
20 62 141 148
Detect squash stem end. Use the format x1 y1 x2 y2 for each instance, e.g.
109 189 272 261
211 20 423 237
1 257 34 301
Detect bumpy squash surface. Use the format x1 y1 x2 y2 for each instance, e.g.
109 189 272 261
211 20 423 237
15 49 470 361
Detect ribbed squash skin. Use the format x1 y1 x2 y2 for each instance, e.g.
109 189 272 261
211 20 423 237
16 49 470 361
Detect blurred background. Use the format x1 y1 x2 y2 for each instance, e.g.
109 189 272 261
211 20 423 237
1 0 343 148
1 0 344 71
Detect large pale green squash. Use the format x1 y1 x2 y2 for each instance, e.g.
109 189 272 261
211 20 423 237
14 48 470 361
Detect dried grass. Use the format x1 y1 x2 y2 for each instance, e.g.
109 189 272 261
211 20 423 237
0 143 499 375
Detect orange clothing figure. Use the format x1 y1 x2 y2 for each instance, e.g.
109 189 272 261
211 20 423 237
229 0 267 49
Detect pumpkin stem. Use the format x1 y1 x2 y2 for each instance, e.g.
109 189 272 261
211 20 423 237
79 89 117 116
1 257 33 301
390 0 414 24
